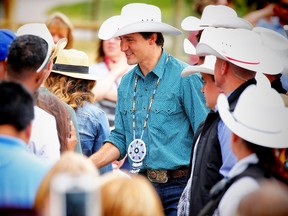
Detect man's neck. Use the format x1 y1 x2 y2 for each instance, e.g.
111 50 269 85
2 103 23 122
139 47 162 76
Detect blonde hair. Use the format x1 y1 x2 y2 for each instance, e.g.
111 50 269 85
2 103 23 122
34 152 99 214
45 73 96 109
100 173 164 216
46 12 74 49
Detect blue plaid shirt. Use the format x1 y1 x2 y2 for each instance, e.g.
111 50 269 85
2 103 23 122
106 50 208 170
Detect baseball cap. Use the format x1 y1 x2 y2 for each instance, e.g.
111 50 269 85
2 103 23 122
0 29 16 61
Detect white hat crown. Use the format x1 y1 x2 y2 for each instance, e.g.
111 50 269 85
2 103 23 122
181 5 253 31
98 3 181 40
196 27 284 74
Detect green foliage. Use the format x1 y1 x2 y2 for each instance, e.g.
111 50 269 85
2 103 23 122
47 0 192 23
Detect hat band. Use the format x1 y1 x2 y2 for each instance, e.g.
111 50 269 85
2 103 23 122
225 56 260 65
53 63 89 74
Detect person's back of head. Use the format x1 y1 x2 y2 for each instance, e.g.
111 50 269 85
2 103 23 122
100 173 164 216
6 35 49 86
0 81 34 132
34 151 99 215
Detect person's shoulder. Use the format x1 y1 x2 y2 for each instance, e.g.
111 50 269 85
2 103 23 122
34 106 56 123
89 62 109 76
77 102 106 117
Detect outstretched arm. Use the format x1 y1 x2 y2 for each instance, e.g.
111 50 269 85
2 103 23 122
89 142 120 168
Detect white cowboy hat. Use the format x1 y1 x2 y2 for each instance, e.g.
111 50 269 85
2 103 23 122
17 23 67 72
181 55 216 77
253 27 288 75
183 38 197 55
218 73 288 148
51 49 100 81
181 5 253 31
98 3 181 40
196 27 284 75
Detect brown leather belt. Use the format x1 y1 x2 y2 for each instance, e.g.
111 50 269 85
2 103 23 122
140 168 188 183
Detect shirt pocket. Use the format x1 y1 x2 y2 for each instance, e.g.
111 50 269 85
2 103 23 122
151 94 181 116
118 97 134 135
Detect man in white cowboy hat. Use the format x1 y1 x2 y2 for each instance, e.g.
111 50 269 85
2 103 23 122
198 73 288 216
89 3 208 215
178 7 253 215
178 55 226 216
11 23 83 160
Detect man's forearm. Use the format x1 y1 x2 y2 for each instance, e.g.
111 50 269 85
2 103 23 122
89 142 120 168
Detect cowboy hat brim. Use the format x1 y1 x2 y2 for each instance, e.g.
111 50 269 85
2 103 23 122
181 65 214 77
51 70 101 81
181 55 216 77
217 93 288 149
98 15 181 40
181 16 252 32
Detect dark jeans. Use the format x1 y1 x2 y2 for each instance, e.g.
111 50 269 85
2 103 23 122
152 176 188 216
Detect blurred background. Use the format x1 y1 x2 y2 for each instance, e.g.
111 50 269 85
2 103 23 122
0 0 267 64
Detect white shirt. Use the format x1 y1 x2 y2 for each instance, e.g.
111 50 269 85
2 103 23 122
215 154 260 216
27 106 60 164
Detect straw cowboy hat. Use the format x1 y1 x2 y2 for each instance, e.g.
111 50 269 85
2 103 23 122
196 27 284 75
98 3 181 40
253 27 288 75
181 55 216 77
51 49 100 81
181 5 253 31
17 23 67 72
217 73 288 148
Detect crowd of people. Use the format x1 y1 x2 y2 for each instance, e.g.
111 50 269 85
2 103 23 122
0 1 288 216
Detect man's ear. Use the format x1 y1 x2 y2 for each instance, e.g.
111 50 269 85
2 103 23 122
23 122 33 144
148 33 157 45
220 61 229 76
36 60 52 85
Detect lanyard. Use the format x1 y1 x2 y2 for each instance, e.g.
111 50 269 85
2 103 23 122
132 75 160 140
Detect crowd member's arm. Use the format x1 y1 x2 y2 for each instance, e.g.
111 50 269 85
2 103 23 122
67 121 77 151
92 60 131 102
243 4 275 26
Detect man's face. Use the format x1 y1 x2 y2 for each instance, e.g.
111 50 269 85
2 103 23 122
201 73 222 110
119 33 151 65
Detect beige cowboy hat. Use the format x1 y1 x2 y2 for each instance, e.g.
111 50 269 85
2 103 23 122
51 49 100 81
17 23 67 72
196 27 284 75
181 5 253 31
98 3 181 40
218 73 288 148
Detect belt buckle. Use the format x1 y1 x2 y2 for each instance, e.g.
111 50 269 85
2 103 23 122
147 170 168 183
